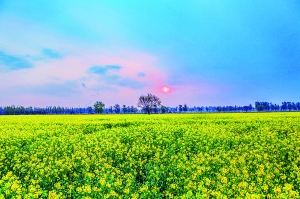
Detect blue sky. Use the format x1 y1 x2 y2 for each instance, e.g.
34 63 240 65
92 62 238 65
0 0 300 107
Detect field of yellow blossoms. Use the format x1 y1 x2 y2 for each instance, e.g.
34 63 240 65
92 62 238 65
0 113 299 198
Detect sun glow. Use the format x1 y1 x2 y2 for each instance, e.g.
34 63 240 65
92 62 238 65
162 87 170 93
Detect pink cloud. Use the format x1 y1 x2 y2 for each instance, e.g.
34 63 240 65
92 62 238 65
0 48 175 106
0 45 224 107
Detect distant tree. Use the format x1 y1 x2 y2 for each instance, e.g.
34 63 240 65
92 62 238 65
196 106 202 112
52 106 57 114
270 103 275 111
249 104 253 112
122 105 127 113
216 106 222 112
222 106 226 112
87 106 93 114
4 106 15 115
264 102 270 111
275 104 280 111
256 105 265 112
287 102 292 112
137 93 161 115
109 106 113 113
94 101 105 114
130 106 134 113
233 105 237 112
126 106 131 113
255 102 259 110
153 104 159 114
25 106 33 115
160 105 168 113
131 106 138 113
114 104 121 114
243 106 249 112
296 102 300 111
292 102 296 111
15 106 25 115
205 107 209 112
281 102 287 111
183 104 188 112
179 105 183 113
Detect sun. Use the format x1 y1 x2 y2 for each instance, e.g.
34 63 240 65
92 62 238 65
162 87 170 93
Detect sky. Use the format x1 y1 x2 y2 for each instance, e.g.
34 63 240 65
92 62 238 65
0 0 300 107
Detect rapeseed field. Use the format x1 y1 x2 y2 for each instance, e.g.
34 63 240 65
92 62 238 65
0 113 299 198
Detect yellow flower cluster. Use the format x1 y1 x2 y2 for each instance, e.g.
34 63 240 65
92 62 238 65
0 113 299 198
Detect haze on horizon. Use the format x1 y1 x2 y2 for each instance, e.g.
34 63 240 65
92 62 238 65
0 0 300 107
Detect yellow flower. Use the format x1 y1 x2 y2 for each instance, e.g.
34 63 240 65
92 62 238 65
48 190 59 199
170 184 177 189
273 187 281 194
281 174 287 180
54 182 62 189
221 177 228 184
110 190 118 197
33 191 42 198
5 189 11 195
239 181 248 189
123 188 130 194
139 185 148 192
262 184 268 192
83 185 91 193
283 183 293 192
76 187 83 193
28 185 36 193
92 186 99 192
114 179 123 187
131 193 139 199
10 182 19 191
100 178 106 186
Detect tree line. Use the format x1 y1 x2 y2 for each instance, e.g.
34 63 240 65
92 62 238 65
255 101 300 112
0 94 300 115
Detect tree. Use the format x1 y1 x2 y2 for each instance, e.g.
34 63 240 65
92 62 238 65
296 102 300 110
287 102 292 111
281 102 287 111
137 93 161 114
243 106 249 112
270 103 275 111
292 102 296 111
87 106 93 114
256 105 265 112
4 106 15 115
183 104 188 112
109 106 113 113
127 106 131 113
179 105 183 112
206 106 209 112
131 106 138 113
122 105 127 113
160 105 168 113
249 104 253 112
94 101 105 114
114 104 121 114
153 104 159 114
